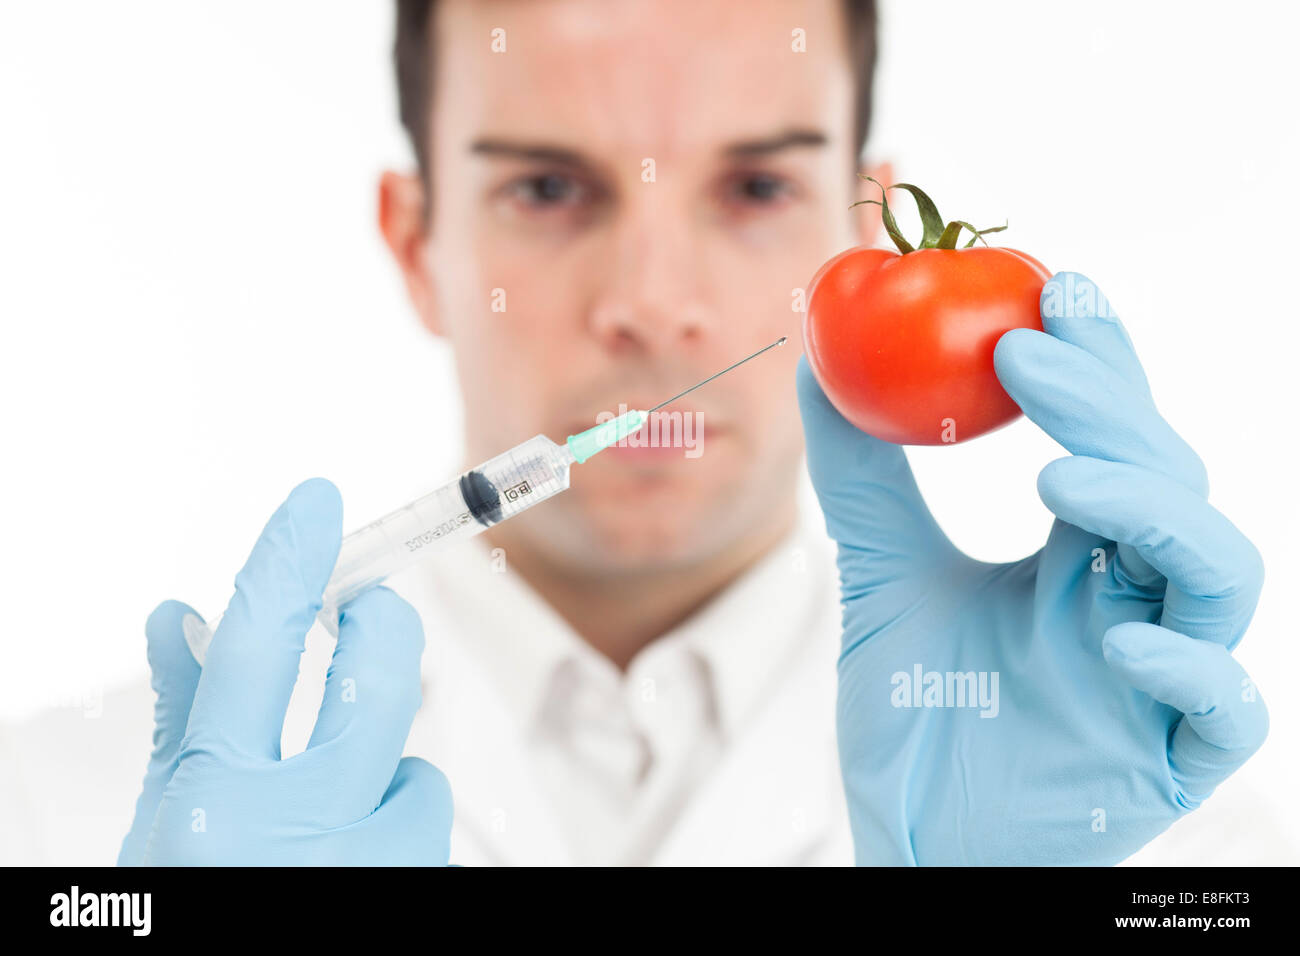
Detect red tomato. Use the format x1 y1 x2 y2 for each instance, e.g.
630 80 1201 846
803 244 1050 445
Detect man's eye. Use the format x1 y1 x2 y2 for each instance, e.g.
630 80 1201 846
508 173 587 206
725 173 795 205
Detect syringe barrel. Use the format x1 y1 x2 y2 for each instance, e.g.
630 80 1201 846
183 435 575 664
323 434 574 609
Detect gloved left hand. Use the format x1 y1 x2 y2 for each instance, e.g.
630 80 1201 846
797 271 1269 865
118 478 453 866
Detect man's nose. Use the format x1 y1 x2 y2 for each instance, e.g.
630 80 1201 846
586 207 716 354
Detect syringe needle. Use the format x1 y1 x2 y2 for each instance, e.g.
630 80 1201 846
648 336 787 413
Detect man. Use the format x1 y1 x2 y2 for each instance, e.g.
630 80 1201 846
1 0 1274 866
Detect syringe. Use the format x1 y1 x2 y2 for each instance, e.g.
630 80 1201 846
182 336 787 665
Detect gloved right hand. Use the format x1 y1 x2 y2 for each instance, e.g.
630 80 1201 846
118 478 452 866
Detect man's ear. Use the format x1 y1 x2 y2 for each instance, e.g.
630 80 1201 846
852 160 894 248
378 170 443 338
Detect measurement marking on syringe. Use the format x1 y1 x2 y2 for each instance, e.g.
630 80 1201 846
373 516 402 558
406 510 473 552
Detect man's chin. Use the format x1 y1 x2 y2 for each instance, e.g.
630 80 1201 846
536 490 746 575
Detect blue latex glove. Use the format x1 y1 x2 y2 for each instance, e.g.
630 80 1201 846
118 478 452 866
796 271 1268 866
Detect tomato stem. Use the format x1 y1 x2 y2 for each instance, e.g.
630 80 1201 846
850 177 1008 253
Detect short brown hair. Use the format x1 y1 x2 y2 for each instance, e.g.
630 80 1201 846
394 0 878 186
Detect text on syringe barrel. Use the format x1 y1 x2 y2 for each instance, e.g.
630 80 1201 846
323 435 573 609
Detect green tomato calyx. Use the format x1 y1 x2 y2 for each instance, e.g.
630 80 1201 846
850 177 1007 254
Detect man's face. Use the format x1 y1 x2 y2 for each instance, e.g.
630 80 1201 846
394 0 876 574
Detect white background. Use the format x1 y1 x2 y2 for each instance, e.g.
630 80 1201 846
2 1 1297 844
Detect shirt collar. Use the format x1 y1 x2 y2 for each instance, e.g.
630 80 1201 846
399 532 598 733
668 495 835 740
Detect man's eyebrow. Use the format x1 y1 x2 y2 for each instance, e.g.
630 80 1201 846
724 129 828 157
471 130 829 164
470 138 590 166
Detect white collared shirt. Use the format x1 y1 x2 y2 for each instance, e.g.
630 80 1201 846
364 483 852 865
